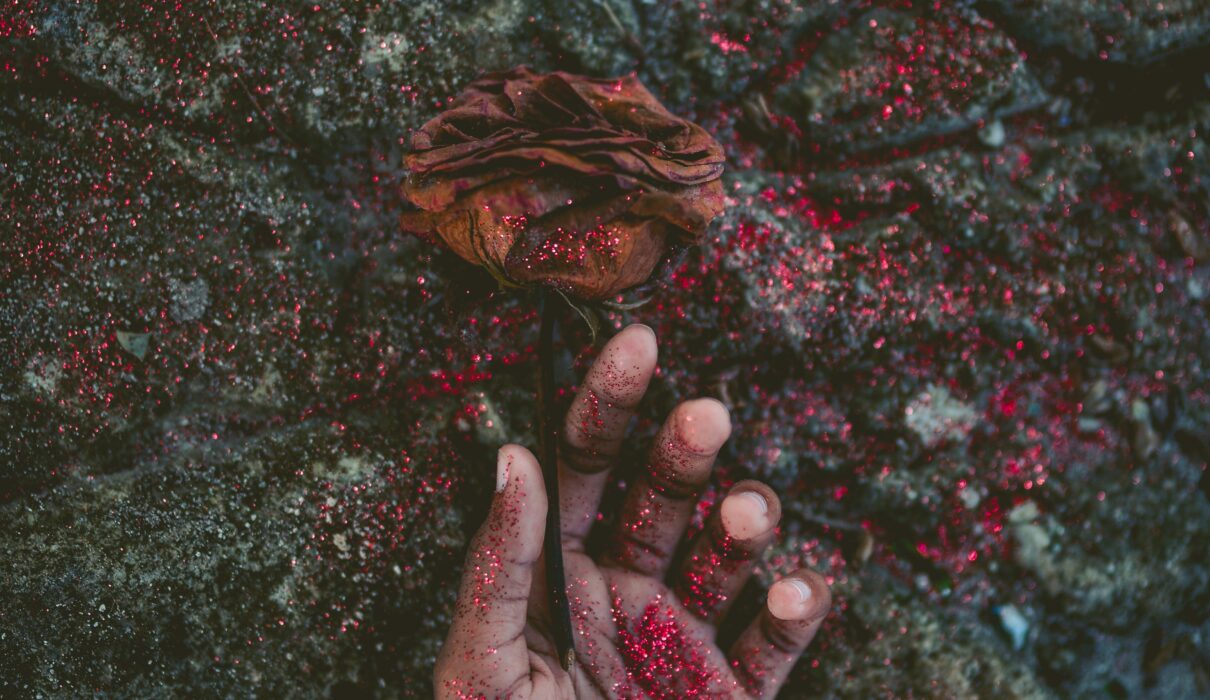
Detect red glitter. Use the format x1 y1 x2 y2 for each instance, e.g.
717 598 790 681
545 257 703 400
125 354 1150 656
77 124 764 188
612 593 731 697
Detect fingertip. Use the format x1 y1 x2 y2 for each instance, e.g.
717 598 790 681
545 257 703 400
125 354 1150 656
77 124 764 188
720 482 780 540
799 569 833 613
767 579 811 621
768 569 831 621
721 492 770 540
623 322 657 342
674 398 732 454
612 323 659 369
496 444 545 500
497 443 536 469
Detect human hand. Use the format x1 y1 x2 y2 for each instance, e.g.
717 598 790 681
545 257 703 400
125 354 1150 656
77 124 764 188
436 324 831 698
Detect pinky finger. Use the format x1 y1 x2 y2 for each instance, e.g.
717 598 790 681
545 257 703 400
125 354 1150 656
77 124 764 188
727 569 831 698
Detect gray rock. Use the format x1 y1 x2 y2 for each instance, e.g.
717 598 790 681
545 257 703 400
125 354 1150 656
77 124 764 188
5 0 1210 697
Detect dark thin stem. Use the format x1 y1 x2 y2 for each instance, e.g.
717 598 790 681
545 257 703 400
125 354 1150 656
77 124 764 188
537 288 576 671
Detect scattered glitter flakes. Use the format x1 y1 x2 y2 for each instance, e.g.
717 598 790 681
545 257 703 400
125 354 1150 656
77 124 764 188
771 5 1045 156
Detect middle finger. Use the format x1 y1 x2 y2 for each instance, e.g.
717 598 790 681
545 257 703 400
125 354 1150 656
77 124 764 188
603 398 731 578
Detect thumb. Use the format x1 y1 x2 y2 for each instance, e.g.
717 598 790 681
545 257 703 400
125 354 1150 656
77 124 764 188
435 444 547 698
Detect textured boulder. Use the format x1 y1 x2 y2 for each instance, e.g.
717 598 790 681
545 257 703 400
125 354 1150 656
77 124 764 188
3 0 1210 697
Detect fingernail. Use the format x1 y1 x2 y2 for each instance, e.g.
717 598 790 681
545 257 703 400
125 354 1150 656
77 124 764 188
496 449 511 493
769 577 814 620
629 323 656 339
787 578 812 603
677 399 731 454
721 491 771 539
739 491 768 515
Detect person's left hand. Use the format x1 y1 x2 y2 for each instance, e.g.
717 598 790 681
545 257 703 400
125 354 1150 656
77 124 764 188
435 324 831 698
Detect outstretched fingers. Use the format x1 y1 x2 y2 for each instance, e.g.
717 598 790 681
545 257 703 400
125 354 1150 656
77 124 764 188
435 445 547 699
728 569 831 698
559 324 658 551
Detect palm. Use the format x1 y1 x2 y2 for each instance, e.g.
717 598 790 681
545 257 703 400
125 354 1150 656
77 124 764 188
437 326 829 699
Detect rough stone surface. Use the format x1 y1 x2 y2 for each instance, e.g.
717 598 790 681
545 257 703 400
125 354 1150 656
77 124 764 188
3 0 1210 697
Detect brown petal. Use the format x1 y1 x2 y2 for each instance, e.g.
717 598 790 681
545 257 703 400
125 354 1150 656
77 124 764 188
629 179 728 241
405 67 725 191
504 72 601 128
507 215 669 301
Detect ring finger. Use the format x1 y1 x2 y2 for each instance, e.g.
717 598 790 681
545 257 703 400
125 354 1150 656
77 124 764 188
673 480 780 625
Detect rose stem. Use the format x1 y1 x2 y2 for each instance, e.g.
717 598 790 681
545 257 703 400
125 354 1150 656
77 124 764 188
537 287 576 671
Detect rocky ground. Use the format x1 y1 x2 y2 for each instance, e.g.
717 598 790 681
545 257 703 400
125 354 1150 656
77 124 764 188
3 1 1210 697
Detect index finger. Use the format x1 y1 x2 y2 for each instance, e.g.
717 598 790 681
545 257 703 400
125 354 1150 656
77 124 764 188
559 323 658 551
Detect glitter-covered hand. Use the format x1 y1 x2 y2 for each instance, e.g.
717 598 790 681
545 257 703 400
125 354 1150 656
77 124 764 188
436 324 831 698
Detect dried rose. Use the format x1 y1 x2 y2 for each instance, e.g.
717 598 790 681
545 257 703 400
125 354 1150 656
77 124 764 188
401 66 726 302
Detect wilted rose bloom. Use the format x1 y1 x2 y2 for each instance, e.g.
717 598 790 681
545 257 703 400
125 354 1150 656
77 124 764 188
401 66 726 301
